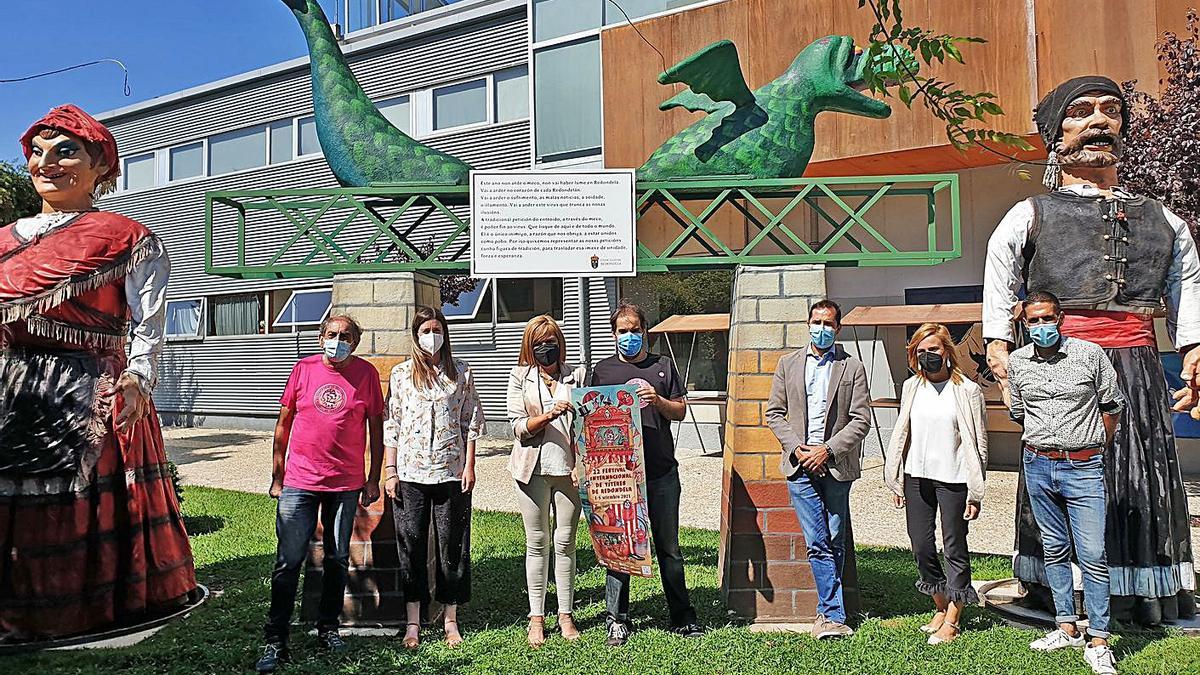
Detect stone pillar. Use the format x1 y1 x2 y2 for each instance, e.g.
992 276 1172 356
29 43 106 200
300 271 439 626
718 264 860 624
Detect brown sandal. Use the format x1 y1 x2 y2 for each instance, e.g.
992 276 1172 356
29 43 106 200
402 622 420 650
527 616 546 648
558 613 581 641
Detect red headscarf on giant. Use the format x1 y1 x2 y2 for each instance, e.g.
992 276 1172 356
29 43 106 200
19 104 120 187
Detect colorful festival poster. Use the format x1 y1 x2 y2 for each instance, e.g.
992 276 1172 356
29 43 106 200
571 384 653 577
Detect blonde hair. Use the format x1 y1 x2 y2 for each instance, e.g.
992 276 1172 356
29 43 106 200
906 322 963 384
408 305 457 391
518 315 567 368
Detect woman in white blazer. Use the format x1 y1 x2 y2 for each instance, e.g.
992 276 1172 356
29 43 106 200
885 322 988 645
506 315 587 647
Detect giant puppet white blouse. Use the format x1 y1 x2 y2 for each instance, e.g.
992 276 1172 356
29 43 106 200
982 184 1200 349
13 211 169 393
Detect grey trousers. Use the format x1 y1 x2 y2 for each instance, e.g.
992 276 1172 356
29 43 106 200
515 474 582 617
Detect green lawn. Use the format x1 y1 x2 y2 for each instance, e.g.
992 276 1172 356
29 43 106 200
6 486 1199 674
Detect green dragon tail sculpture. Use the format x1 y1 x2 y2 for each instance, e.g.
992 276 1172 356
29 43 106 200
281 0 473 186
639 36 910 181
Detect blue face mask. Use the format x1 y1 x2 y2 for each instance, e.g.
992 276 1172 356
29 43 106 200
617 331 643 357
323 338 352 362
1027 323 1061 348
809 324 836 350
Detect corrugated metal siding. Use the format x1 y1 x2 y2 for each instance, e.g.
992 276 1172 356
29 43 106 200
102 12 527 153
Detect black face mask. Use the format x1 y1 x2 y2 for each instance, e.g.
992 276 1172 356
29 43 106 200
917 351 944 374
533 342 560 367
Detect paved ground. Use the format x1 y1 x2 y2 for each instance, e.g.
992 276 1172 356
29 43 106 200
164 427 1200 556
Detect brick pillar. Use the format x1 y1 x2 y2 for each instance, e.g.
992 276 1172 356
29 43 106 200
719 264 860 623
299 271 439 626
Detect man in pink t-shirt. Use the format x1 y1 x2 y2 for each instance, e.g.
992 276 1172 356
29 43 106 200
256 315 383 673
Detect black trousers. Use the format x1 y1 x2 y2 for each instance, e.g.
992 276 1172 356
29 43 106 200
605 468 697 627
393 480 472 605
904 475 978 605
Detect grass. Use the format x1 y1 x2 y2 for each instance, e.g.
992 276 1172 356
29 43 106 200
5 485 1199 674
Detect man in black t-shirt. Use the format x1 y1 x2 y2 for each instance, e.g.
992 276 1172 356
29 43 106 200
588 302 702 645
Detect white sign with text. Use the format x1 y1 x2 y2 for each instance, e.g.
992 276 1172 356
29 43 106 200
470 170 637 277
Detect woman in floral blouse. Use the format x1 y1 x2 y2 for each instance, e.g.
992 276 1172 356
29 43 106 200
383 305 484 649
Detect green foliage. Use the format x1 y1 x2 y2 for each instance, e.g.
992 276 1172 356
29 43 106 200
857 0 1035 156
0 159 40 223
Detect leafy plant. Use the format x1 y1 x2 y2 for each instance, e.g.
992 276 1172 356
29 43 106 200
0 159 40 223
857 0 1035 155
1120 9 1200 237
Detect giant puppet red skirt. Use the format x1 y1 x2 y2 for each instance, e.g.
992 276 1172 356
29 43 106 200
0 347 197 639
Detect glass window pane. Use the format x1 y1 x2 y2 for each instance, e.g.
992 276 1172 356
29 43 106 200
298 116 321 156
496 278 563 323
534 38 602 159
165 299 203 337
269 120 294 164
208 294 261 336
348 0 378 32
378 96 412 135
209 126 266 175
443 280 489 320
168 143 203 181
533 0 602 42
275 290 332 325
495 66 529 122
433 79 487 130
124 153 156 190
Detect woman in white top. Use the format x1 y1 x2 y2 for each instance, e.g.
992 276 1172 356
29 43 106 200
384 305 485 650
885 322 988 645
506 315 586 647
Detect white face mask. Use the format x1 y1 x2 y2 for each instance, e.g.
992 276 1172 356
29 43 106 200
418 331 444 355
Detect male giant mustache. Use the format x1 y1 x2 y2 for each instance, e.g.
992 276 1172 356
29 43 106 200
1056 126 1123 167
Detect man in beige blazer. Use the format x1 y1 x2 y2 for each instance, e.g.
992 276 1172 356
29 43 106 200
765 299 872 639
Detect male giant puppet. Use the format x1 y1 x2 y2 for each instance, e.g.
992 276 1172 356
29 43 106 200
984 76 1200 624
0 106 197 639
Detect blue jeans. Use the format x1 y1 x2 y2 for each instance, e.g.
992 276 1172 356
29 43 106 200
787 471 853 624
1023 449 1110 639
264 487 360 644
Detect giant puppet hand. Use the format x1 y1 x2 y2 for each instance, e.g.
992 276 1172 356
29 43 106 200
112 371 150 433
986 341 1013 407
1177 347 1200 418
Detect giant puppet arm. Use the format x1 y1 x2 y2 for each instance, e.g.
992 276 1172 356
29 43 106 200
115 242 170 432
1159 206 1200 415
982 199 1034 405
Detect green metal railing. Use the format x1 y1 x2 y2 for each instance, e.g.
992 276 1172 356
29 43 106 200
205 174 959 278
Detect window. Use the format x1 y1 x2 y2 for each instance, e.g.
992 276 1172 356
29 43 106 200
273 289 332 330
443 280 490 321
269 120 294 164
123 153 156 190
347 0 378 32
494 66 529 122
208 293 263 336
209 126 267 175
379 96 412 135
165 299 204 338
534 38 602 160
298 116 321 156
533 0 604 41
433 79 488 131
168 143 203 182
497 278 563 323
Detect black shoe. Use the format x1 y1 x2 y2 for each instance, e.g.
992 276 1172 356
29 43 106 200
255 643 289 673
671 622 705 638
318 629 347 653
606 621 631 647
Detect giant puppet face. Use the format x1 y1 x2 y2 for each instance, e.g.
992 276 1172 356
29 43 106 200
26 130 110 211
1055 92 1124 169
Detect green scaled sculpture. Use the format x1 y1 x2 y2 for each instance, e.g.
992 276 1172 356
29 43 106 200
281 0 473 186
638 36 908 181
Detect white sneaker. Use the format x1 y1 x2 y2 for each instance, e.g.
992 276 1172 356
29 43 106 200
1030 628 1085 651
1084 644 1118 675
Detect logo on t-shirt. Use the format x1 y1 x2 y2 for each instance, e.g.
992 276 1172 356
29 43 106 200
313 383 347 414
626 378 652 408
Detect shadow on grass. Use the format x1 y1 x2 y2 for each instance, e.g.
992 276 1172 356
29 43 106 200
183 514 226 536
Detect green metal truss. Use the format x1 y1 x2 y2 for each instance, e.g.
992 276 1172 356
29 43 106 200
204 174 959 278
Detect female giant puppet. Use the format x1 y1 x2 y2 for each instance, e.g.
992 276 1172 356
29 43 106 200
985 77 1200 624
0 105 196 639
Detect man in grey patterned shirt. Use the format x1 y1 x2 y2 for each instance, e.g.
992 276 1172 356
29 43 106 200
1008 290 1124 675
